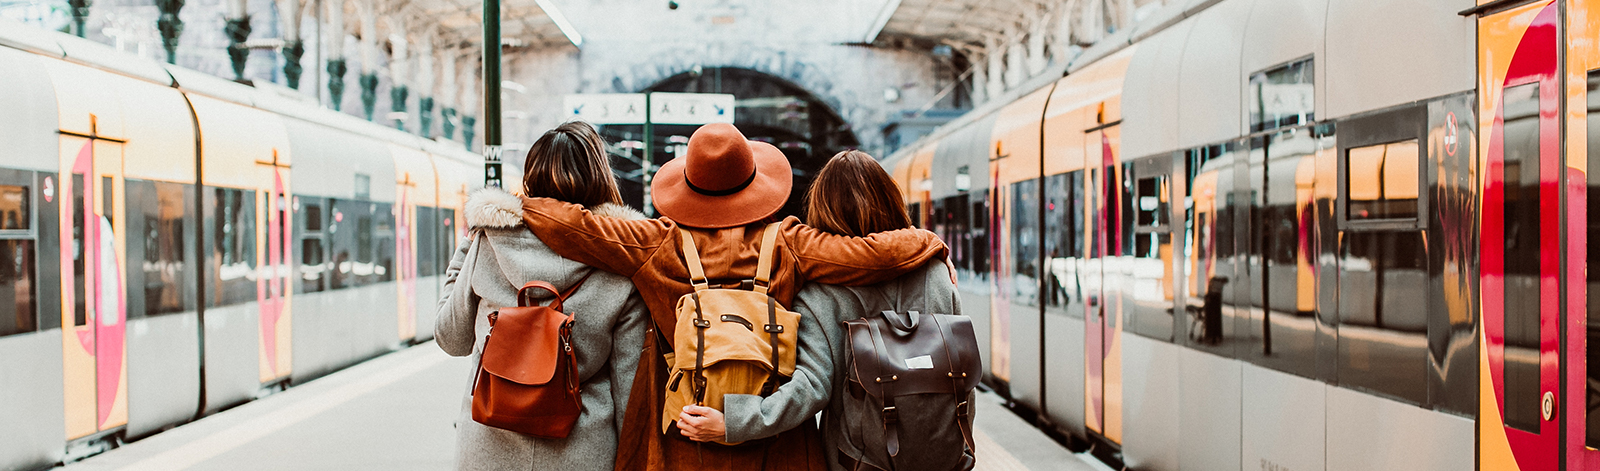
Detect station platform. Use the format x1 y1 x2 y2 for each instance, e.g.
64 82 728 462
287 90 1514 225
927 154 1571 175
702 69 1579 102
57 342 1104 471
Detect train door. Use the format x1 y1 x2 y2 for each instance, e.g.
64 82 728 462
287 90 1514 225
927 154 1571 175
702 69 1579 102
1476 1 1560 469
1567 0 1600 468
259 154 292 384
59 116 128 440
1084 124 1124 442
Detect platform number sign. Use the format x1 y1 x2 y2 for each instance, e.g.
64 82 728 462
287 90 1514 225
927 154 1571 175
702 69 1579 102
484 145 503 189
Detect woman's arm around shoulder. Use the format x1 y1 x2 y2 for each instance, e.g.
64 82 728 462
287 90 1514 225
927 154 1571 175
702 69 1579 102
784 217 949 287
519 197 670 277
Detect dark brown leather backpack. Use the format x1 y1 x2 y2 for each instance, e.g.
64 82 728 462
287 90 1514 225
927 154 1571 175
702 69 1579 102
471 273 592 438
840 310 981 471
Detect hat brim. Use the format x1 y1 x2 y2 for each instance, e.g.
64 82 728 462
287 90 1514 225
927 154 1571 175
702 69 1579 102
651 140 792 229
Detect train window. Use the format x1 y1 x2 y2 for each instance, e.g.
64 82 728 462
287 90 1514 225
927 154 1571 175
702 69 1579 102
1010 179 1040 307
71 173 86 326
1336 230 1428 404
908 202 923 228
971 195 989 277
0 179 35 337
375 202 395 283
1586 70 1600 446
1249 58 1315 133
210 188 257 307
128 180 192 317
300 200 326 294
1043 173 1080 313
1247 128 1320 376
1184 143 1236 348
1345 140 1420 221
1127 162 1173 341
417 207 438 277
439 208 457 274
1502 82 1542 432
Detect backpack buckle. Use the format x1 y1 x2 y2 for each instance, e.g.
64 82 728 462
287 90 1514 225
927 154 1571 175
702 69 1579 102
693 318 711 328
763 324 784 333
881 406 899 424
955 401 970 418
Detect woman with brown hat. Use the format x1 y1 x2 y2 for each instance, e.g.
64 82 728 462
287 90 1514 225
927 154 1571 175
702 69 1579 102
436 121 649 471
677 150 971 471
516 123 949 471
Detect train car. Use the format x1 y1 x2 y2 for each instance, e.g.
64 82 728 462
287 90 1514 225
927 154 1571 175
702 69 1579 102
881 0 1542 469
0 21 490 470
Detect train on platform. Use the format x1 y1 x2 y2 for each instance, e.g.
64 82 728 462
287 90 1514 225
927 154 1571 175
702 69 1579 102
883 0 1600 469
0 21 517 470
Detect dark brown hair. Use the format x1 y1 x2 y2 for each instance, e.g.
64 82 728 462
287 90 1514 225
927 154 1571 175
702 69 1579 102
805 150 913 237
522 121 624 208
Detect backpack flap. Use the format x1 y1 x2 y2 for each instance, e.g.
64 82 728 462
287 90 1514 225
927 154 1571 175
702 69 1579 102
671 290 801 375
844 311 981 398
481 306 569 385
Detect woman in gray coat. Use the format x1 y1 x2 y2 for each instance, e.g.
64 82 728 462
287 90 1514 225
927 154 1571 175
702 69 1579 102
436 121 648 471
676 150 966 471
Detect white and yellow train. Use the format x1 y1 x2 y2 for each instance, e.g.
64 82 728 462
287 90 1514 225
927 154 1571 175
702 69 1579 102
886 0 1600 469
0 21 516 469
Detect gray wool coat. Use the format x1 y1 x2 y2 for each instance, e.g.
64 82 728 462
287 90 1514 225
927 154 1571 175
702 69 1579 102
720 262 964 471
435 187 649 471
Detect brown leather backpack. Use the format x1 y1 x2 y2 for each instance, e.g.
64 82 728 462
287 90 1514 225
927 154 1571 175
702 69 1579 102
840 310 981 470
471 273 592 439
659 223 800 445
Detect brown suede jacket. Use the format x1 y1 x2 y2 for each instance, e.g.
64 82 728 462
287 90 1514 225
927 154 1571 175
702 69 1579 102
518 197 949 471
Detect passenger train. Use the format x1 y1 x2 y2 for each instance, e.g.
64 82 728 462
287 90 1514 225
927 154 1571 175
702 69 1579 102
0 20 518 470
883 0 1598 469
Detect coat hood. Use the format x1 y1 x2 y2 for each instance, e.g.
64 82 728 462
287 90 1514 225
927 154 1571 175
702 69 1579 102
466 187 645 230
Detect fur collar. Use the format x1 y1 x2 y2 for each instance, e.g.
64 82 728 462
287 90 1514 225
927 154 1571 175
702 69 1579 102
465 186 646 229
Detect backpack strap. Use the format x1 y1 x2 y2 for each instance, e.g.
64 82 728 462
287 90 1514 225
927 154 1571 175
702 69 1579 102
514 271 594 312
930 315 976 454
756 223 783 394
679 228 711 403
866 320 902 458
679 228 710 292
753 222 780 295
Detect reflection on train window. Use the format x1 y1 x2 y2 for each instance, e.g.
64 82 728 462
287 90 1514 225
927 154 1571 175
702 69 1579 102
971 195 989 276
0 185 29 230
1501 81 1542 432
1337 230 1427 405
1345 140 1419 220
1249 58 1314 133
0 239 36 337
1251 129 1320 376
417 207 438 277
131 181 192 317
72 173 86 326
0 180 35 337
375 203 394 283
439 208 457 274
1127 168 1172 340
300 200 325 293
1586 70 1600 447
1044 172 1081 312
1010 179 1039 306
1135 175 1168 228
1184 145 1234 347
211 188 257 307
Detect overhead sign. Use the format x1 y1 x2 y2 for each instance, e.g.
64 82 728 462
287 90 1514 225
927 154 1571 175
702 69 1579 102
563 92 736 125
649 92 735 125
564 93 647 125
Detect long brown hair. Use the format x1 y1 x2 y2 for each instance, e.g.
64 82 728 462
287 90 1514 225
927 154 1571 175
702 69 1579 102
805 150 913 237
522 121 624 208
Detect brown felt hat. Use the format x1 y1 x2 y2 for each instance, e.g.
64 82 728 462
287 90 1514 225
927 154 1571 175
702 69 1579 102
651 123 792 228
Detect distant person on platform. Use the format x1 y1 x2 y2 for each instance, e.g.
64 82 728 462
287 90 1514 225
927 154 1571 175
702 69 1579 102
435 121 649 471
515 122 950 470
